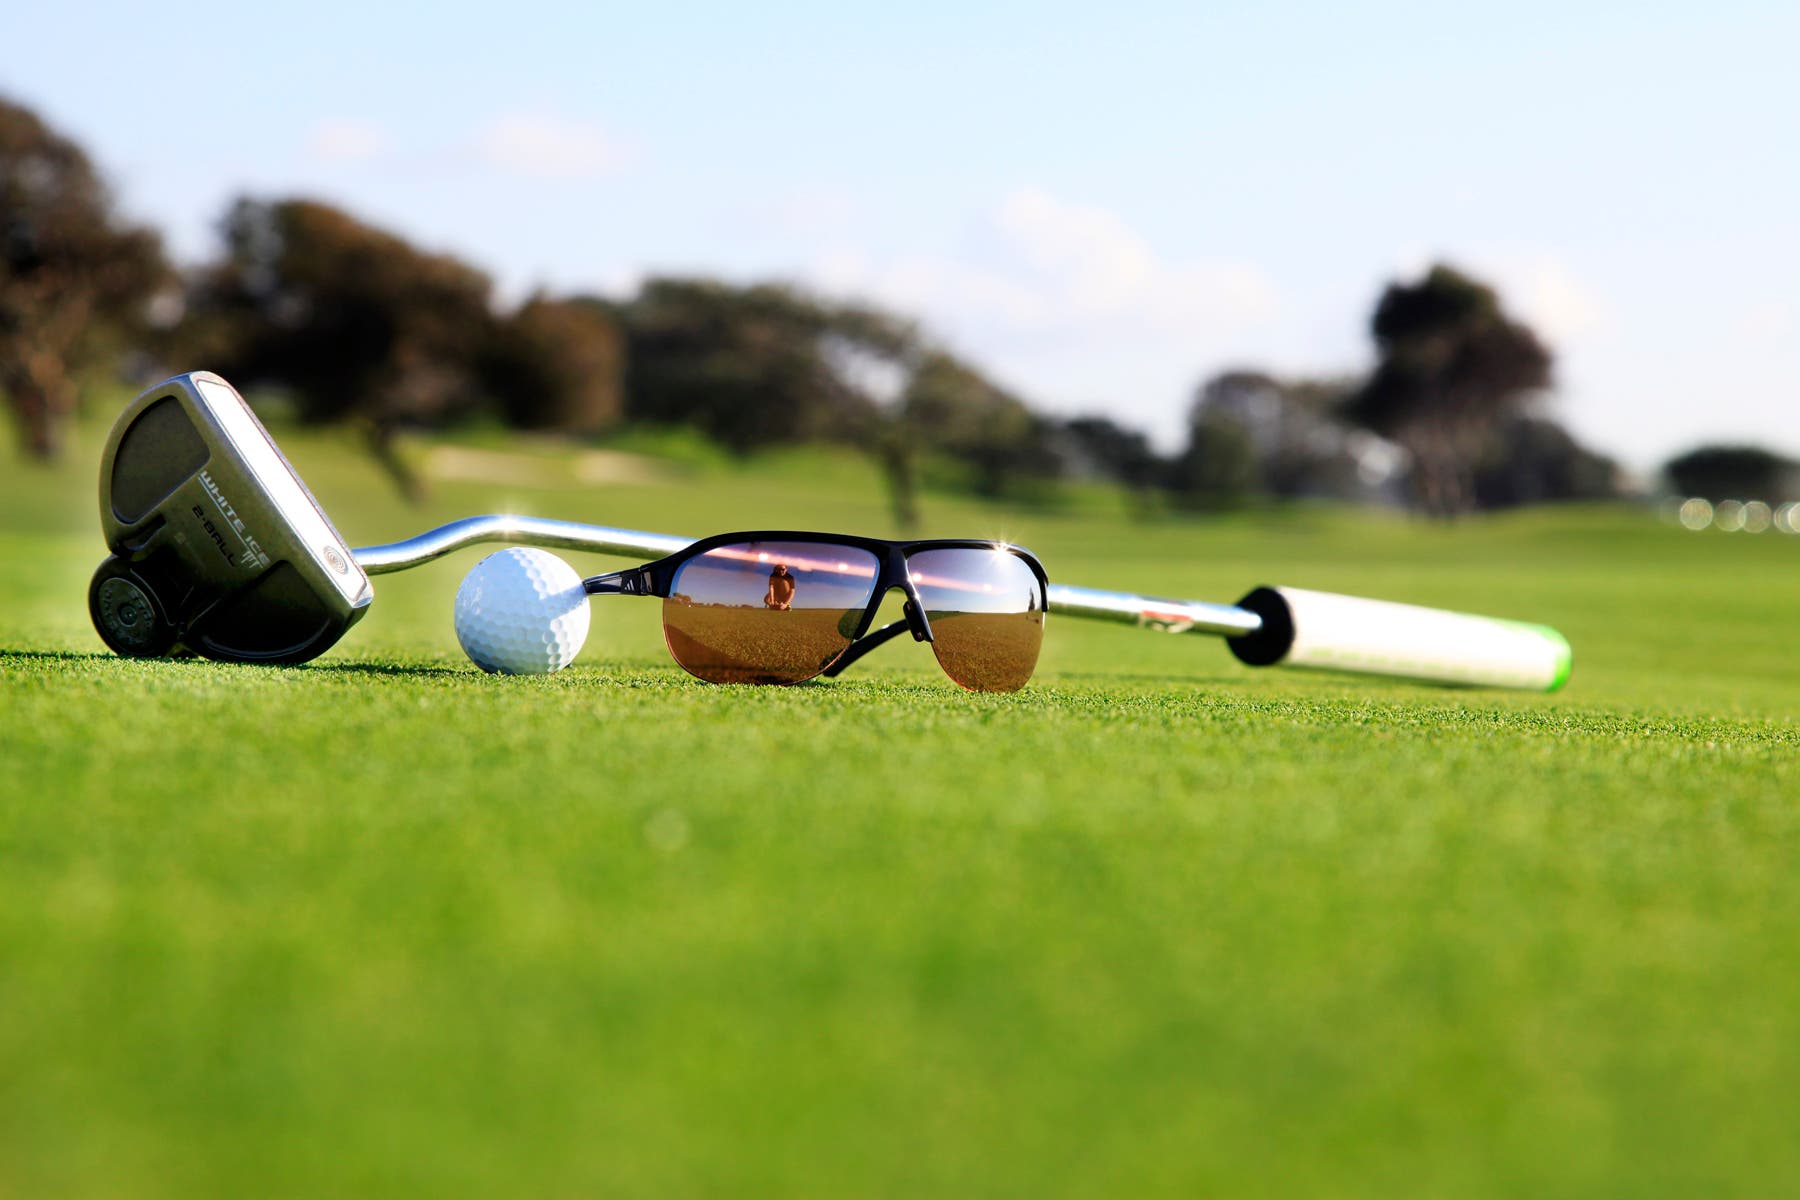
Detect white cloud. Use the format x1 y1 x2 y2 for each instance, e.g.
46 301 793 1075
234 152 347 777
803 187 1281 446
1498 256 1613 344
994 188 1157 311
755 187 860 235
306 119 386 162
1739 301 1794 342
814 187 1277 347
816 250 1052 332
471 113 629 181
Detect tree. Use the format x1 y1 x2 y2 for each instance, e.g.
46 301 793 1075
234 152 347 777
1473 416 1619 508
898 352 1062 501
619 278 911 453
481 295 625 434
1168 370 1387 508
1259 377 1370 499
1058 416 1164 491
619 277 933 524
1 96 168 457
183 197 497 496
1168 371 1267 509
1168 405 1260 511
1342 264 1551 517
1663 445 1798 502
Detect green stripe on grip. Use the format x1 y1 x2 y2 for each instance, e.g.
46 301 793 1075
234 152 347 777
1545 630 1574 692
1508 621 1574 692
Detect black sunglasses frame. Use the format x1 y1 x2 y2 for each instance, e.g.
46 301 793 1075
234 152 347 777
582 530 1049 684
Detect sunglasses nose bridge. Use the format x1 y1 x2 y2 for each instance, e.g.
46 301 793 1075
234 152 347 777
879 579 935 644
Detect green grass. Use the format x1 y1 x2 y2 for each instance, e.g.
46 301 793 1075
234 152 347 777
2 401 1798 1197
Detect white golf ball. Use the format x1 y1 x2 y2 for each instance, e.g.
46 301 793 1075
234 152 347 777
454 548 590 675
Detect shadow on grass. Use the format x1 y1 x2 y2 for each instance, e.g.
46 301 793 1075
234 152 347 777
1047 668 1244 687
306 661 470 680
0 647 470 681
0 649 124 665
1046 666 1479 693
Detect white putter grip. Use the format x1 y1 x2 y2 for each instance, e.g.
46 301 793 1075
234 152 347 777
1227 586 1573 692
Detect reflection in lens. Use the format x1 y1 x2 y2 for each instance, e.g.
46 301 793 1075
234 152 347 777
663 541 880 684
907 547 1045 692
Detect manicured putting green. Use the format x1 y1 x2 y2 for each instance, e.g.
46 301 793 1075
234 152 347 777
1 409 1796 1197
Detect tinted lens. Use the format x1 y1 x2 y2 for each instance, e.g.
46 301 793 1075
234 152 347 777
907 548 1045 692
663 541 881 684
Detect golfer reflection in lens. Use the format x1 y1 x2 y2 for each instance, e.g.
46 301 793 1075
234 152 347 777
764 563 795 610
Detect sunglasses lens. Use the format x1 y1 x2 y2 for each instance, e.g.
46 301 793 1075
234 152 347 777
907 548 1045 692
663 541 881 684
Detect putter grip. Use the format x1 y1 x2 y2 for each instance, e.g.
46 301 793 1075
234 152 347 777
1226 586 1572 692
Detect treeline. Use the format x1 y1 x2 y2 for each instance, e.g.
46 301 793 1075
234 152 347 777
7 94 1771 520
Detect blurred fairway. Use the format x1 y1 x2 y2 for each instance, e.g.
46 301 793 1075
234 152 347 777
2 399 1797 1198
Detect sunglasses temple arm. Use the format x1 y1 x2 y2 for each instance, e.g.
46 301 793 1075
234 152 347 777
582 567 656 596
818 618 913 679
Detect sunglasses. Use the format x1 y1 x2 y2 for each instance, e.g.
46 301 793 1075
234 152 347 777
583 531 1049 691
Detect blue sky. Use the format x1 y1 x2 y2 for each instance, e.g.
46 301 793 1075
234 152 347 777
7 0 1797 468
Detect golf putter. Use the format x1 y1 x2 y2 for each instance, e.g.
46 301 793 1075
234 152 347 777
93 371 373 663
94 372 1572 690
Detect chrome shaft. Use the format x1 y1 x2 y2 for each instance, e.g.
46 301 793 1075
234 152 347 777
354 515 690 575
1046 583 1262 637
352 517 1262 638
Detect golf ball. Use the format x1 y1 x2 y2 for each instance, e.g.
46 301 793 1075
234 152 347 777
454 548 590 674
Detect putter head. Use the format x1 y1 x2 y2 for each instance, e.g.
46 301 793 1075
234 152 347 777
91 370 372 664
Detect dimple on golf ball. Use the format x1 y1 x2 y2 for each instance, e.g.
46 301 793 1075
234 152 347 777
454 548 590 674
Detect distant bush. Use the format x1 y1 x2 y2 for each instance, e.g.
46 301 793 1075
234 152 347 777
1474 417 1620 509
1663 445 1798 502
